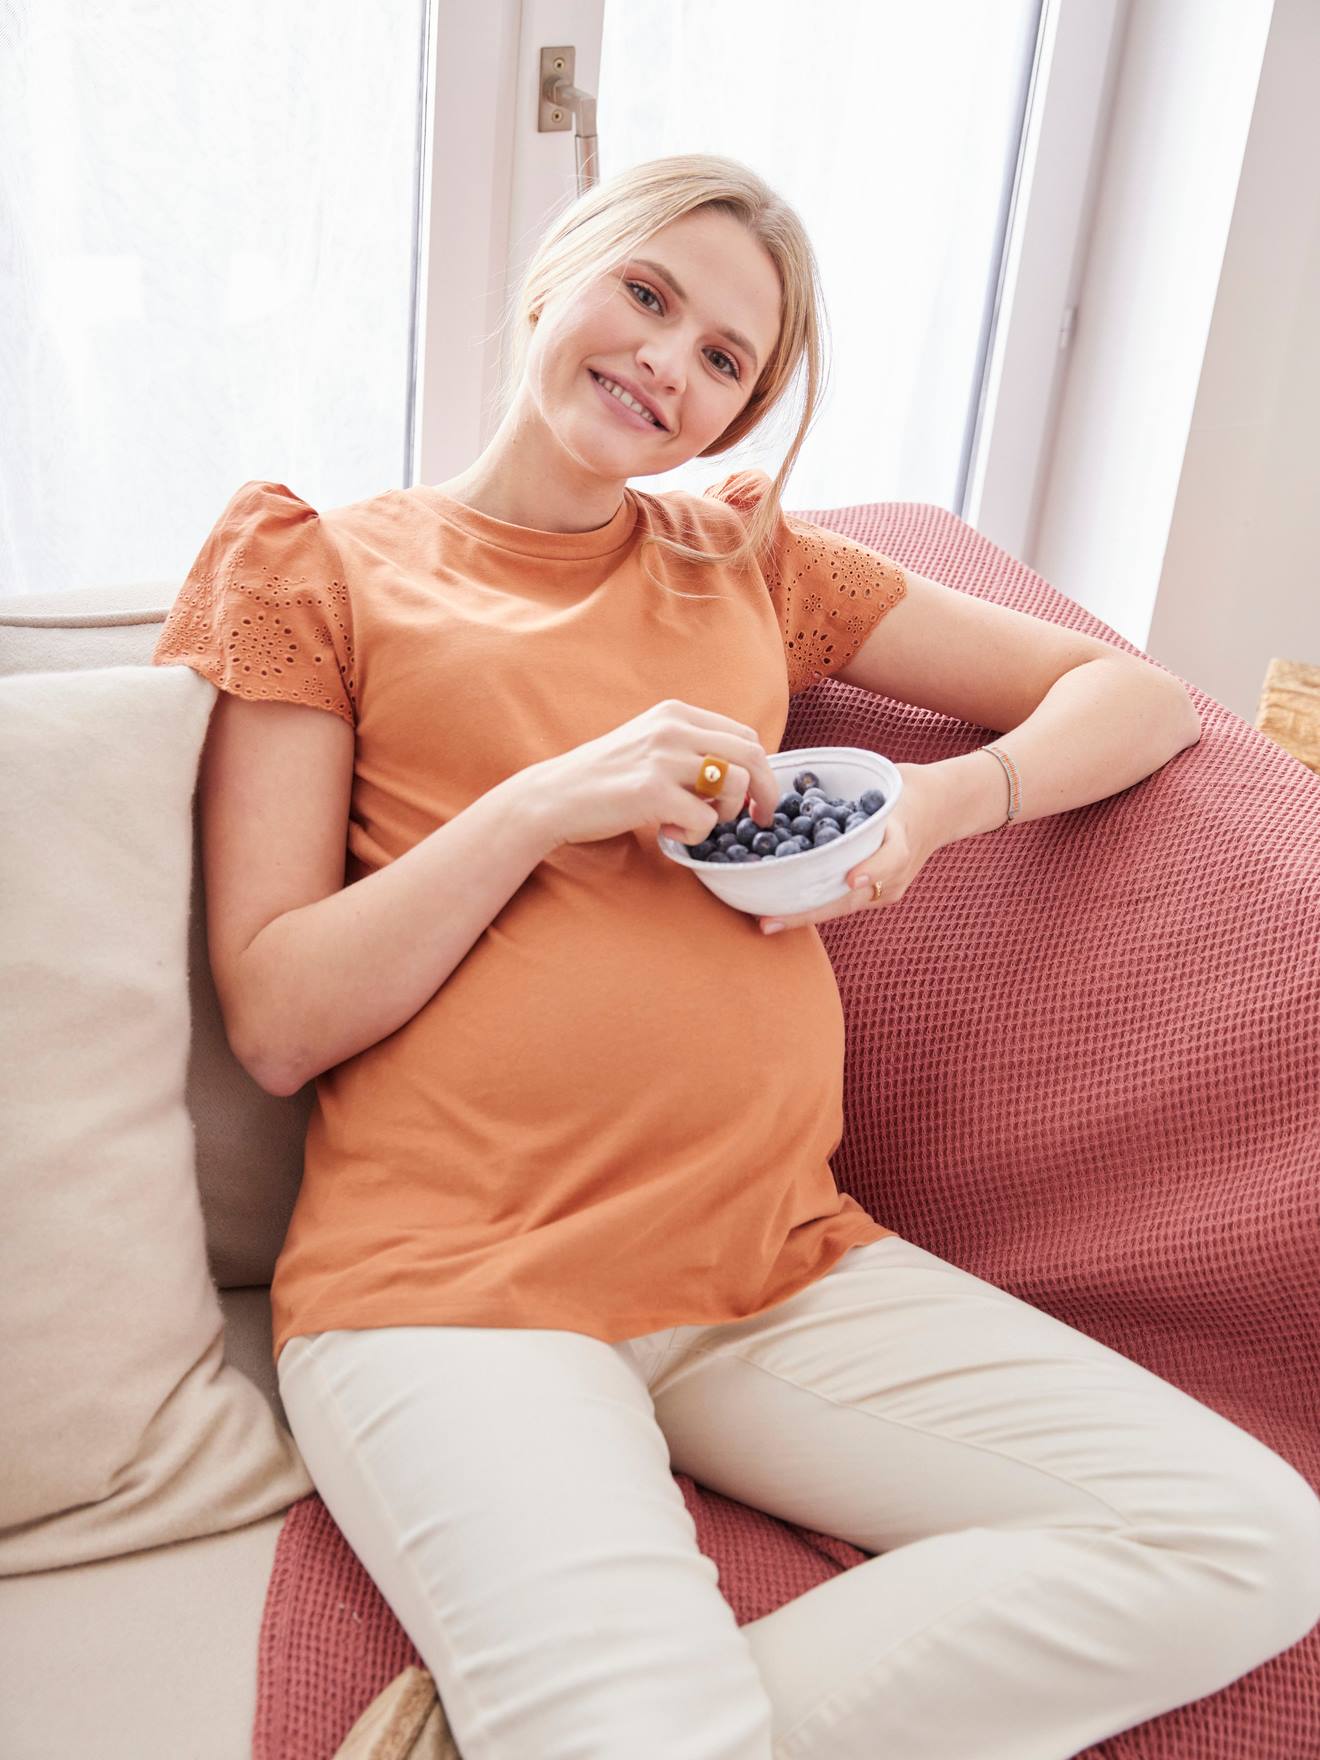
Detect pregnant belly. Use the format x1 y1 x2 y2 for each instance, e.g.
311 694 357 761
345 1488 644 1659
350 865 848 1173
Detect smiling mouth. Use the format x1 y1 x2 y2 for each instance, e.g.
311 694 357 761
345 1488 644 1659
588 369 668 432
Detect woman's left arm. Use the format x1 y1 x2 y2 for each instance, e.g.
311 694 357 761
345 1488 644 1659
759 657 1201 934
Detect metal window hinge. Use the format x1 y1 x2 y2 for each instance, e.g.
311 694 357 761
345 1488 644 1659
539 46 599 194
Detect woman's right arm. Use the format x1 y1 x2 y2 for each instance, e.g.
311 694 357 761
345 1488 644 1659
203 693 556 1098
206 692 774 1098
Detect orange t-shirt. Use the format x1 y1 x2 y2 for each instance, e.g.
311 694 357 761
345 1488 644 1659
151 469 909 1367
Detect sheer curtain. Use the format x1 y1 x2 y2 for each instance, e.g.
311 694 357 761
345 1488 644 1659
0 0 426 599
599 0 1043 514
1 0 1042 599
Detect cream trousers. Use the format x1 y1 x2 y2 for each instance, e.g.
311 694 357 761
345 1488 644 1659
277 1235 1320 1759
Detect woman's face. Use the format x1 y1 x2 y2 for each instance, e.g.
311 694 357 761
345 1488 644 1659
530 208 783 475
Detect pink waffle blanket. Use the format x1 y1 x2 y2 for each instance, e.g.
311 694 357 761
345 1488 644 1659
254 499 1320 1760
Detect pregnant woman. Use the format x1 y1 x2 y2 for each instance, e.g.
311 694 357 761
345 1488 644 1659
153 152 1320 1759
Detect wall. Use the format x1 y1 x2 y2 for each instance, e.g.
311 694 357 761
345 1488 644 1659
1028 0 1286 721
1146 0 1320 722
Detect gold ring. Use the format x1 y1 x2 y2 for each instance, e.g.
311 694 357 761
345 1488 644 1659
871 879 883 903
692 755 729 799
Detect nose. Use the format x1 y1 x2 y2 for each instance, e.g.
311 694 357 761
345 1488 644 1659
633 346 682 402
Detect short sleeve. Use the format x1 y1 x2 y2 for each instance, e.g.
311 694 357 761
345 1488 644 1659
702 467 908 695
151 480 357 729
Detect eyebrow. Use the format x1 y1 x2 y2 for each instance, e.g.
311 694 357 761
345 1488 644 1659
631 257 761 375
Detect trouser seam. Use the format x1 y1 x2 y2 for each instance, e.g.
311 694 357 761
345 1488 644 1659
660 1342 1133 1529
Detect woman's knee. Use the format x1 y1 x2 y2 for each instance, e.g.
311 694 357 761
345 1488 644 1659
1241 1450 1320 1645
1174 1441 1320 1655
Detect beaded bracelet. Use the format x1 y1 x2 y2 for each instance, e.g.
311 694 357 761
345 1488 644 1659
982 744 1021 824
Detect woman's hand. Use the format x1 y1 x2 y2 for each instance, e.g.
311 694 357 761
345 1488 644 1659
758 763 952 935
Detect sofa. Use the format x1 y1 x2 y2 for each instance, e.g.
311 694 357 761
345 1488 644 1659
2 491 1317 1760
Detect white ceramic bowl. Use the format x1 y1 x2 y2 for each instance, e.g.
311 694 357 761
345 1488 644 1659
658 746 903 917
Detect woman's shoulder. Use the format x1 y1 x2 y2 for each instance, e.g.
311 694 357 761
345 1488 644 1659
312 483 437 553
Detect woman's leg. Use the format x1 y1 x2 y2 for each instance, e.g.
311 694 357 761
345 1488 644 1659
649 1236 1320 1760
276 1323 775 1760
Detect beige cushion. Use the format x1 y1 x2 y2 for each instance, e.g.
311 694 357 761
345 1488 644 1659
0 1504 285 1760
0 1290 289 1760
0 663 311 1574
0 585 315 1290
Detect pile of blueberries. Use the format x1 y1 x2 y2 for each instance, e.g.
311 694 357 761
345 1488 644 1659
685 768 887 864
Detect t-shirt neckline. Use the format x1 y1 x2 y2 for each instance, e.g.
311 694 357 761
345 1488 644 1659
410 481 640 559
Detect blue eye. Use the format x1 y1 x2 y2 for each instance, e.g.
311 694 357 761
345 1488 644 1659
625 280 740 380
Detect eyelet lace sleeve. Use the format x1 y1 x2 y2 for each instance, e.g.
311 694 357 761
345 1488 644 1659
151 481 357 729
703 467 908 695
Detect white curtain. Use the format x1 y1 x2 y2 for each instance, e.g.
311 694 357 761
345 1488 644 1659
1 0 1040 598
0 0 425 599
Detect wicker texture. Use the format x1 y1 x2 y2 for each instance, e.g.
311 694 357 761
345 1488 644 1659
1256 655 1320 775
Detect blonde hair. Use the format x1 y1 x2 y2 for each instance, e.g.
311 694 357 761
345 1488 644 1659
492 153 831 598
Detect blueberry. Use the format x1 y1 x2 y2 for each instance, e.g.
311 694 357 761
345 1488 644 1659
682 770 887 862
